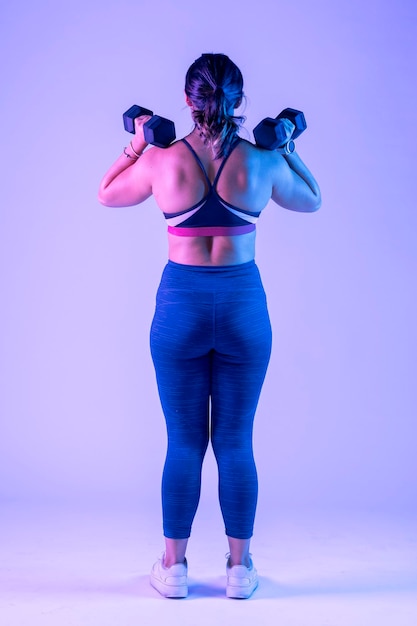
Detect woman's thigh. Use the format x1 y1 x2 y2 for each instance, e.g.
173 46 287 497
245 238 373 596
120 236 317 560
150 290 213 441
211 290 272 439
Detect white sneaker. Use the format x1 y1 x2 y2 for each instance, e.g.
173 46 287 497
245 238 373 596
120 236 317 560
150 553 188 598
226 555 259 599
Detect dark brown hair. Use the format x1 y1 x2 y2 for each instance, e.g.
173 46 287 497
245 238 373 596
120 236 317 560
185 53 245 158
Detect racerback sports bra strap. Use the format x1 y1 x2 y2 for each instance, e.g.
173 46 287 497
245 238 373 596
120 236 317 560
163 137 261 237
181 137 242 189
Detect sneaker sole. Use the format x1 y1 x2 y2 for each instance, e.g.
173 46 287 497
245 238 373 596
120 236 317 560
150 575 188 598
226 579 258 599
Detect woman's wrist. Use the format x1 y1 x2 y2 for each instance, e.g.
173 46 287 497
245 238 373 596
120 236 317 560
123 140 146 160
277 139 296 155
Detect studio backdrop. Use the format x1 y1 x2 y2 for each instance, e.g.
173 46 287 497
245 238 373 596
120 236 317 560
0 0 416 517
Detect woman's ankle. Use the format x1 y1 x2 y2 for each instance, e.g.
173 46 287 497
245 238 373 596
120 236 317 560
164 537 188 568
227 536 252 568
227 555 251 568
163 555 186 568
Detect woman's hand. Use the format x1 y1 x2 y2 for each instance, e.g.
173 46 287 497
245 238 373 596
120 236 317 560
131 115 152 154
277 118 295 148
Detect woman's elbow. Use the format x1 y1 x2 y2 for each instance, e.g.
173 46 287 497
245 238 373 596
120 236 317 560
294 194 321 213
98 192 111 207
305 189 321 212
97 181 109 206
309 195 321 212
98 186 118 207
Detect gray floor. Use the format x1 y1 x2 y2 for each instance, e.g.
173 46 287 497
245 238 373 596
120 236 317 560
1 499 416 626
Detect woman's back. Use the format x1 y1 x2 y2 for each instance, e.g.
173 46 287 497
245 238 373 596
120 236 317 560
138 133 274 265
149 135 274 215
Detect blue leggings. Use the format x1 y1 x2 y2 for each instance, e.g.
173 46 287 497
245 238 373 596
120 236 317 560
150 260 272 539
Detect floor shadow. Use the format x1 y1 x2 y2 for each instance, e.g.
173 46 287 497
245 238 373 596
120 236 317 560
2 571 416 602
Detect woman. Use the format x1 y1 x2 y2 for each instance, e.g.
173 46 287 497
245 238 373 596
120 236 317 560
98 53 321 599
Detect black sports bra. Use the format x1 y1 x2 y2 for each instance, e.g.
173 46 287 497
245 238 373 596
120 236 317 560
163 138 260 237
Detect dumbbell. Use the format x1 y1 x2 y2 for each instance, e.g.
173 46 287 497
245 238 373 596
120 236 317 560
123 104 176 148
253 108 307 150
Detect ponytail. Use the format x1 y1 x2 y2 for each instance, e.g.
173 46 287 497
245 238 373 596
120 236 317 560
185 53 245 159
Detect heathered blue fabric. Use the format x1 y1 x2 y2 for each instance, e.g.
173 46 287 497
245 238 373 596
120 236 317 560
150 260 272 539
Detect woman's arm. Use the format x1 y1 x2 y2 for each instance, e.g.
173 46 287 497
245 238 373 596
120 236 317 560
271 150 321 212
98 116 153 207
265 117 321 212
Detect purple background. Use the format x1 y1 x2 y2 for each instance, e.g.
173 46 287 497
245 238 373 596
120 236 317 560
1 0 416 516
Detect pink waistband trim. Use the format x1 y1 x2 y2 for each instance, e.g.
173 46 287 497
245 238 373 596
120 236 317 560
167 224 256 237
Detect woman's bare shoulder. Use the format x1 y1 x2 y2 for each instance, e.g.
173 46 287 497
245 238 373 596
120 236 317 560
141 138 186 162
233 137 283 178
